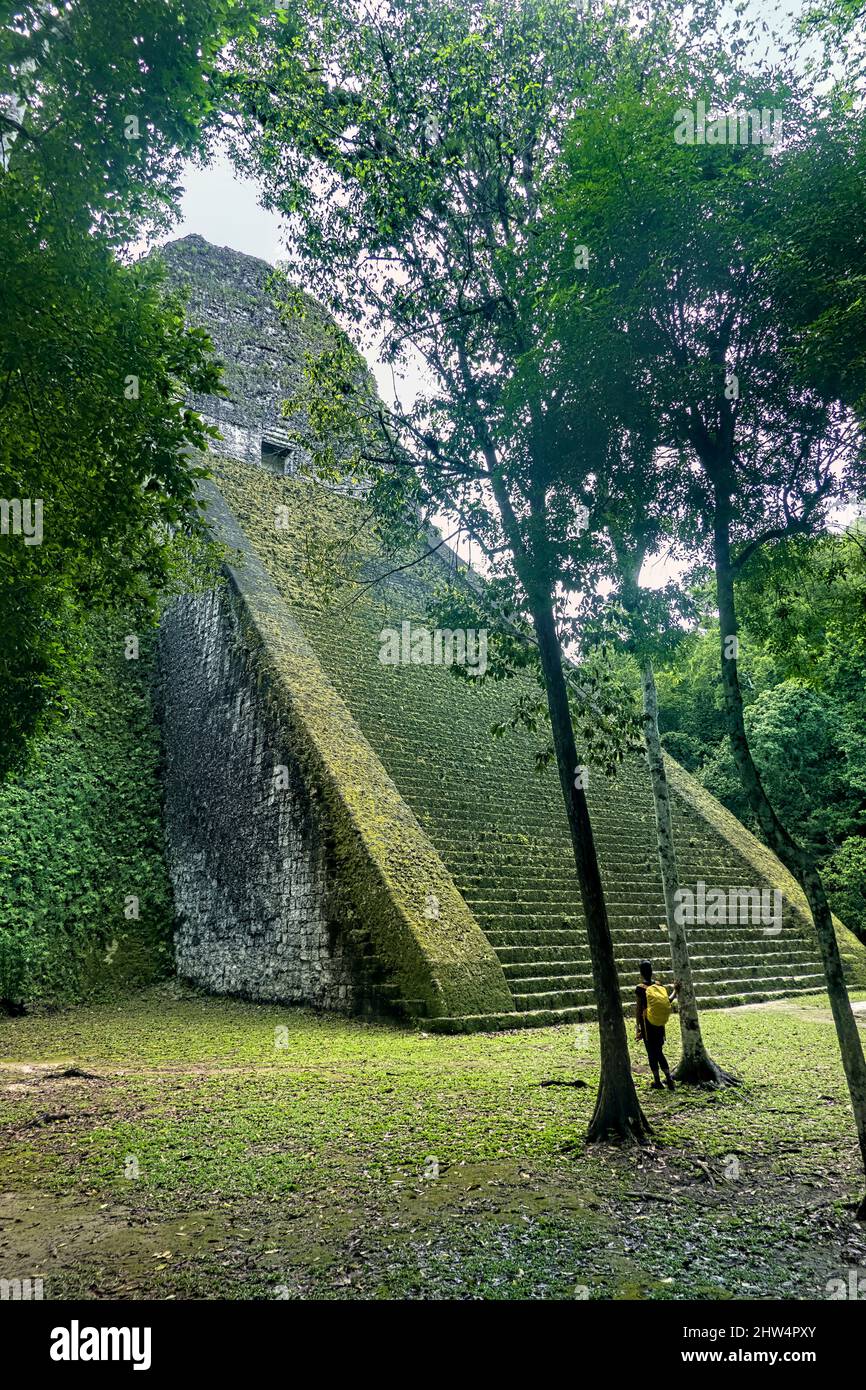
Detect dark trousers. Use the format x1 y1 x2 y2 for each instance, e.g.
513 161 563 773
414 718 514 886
643 1022 671 1081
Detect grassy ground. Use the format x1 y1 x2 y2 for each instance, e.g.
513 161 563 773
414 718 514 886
1 984 865 1300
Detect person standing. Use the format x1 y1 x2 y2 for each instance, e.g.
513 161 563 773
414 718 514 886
635 959 680 1090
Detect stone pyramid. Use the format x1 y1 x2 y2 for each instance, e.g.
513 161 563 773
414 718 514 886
156 237 866 1029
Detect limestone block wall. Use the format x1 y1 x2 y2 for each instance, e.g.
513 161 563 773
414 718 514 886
158 585 368 1010
203 417 262 469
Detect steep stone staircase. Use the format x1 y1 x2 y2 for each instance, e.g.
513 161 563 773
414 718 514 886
378 746 826 1027
218 461 836 1028
422 771 826 1026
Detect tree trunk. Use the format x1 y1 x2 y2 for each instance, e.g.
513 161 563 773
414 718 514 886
485 464 649 1141
713 503 866 1218
639 655 738 1087
531 599 651 1142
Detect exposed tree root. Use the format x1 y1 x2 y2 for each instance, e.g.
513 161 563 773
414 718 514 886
675 1050 741 1089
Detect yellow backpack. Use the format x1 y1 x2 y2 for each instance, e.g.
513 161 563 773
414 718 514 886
645 982 671 1027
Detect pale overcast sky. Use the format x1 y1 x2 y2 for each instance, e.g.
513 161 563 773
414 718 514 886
163 154 284 264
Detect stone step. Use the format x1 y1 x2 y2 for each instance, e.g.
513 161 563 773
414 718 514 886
479 910 808 930
450 866 772 888
473 911 810 939
425 986 827 1033
499 946 821 976
503 960 824 994
511 987 596 1011
466 899 802 926
509 972 825 1013
424 813 734 839
480 927 809 950
506 971 594 994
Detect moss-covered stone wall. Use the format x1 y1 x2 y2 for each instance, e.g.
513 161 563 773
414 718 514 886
157 482 514 1023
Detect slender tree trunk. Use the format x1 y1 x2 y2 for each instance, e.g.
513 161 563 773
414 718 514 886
531 598 651 1142
713 501 866 1218
639 655 738 1086
484 464 649 1141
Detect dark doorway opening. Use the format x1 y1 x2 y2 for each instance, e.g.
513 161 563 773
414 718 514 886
261 438 294 473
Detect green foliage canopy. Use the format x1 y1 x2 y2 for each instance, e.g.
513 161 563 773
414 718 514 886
0 2 256 771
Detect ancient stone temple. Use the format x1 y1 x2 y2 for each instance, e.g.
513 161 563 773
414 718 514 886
155 235 866 1031
157 234 327 472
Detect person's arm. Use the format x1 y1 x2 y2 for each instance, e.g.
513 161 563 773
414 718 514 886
635 991 645 1041
668 980 682 1004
